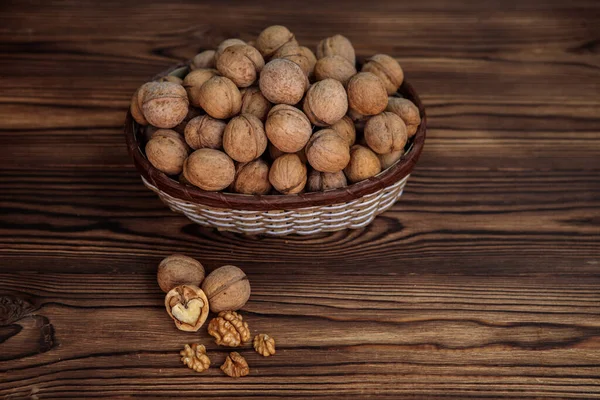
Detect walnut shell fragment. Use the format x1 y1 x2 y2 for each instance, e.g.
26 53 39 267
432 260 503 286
165 285 210 332
207 310 251 347
221 352 250 378
180 343 211 373
254 333 276 357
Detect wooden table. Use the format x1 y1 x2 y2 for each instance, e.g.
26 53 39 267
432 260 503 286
1 1 599 398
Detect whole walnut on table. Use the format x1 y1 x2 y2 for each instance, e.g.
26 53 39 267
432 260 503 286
207 310 251 347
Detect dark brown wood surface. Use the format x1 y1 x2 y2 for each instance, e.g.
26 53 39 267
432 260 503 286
1 0 599 398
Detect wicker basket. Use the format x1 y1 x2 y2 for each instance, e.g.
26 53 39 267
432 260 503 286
125 64 426 236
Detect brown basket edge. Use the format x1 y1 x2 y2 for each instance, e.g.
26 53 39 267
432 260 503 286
124 74 426 211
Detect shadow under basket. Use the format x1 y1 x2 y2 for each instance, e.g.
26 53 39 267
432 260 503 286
125 70 427 236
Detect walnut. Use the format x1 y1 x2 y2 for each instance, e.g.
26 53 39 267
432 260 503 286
273 43 317 77
266 104 312 153
184 115 226 150
183 149 235 191
307 170 347 192
305 129 350 173
344 145 382 183
145 129 189 175
231 159 272 195
347 72 388 116
190 50 216 70
254 333 276 357
316 34 356 65
130 88 147 125
165 285 209 332
201 265 251 312
180 343 211 373
386 97 421 137
330 115 356 146
378 150 403 170
269 153 307 194
183 68 219 108
215 38 246 62
259 59 307 105
223 114 267 163
364 112 408 154
208 310 251 347
255 25 297 59
197 76 242 119
362 54 404 95
240 86 272 122
216 44 265 88
303 79 348 127
172 106 203 136
221 352 250 378
314 55 357 86
157 254 205 293
140 81 189 128
268 142 307 164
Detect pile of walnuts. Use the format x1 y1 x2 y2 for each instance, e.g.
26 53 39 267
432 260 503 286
131 25 421 195
157 254 275 378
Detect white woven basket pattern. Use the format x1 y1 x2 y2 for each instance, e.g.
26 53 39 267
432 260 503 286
142 175 410 236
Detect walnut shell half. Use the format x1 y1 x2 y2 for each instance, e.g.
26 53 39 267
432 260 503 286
165 285 210 332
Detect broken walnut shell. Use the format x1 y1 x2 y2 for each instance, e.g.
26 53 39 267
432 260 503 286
165 285 210 332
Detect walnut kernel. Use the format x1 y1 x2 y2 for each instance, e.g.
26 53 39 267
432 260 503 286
254 333 276 357
180 343 210 373
208 310 251 347
221 352 250 378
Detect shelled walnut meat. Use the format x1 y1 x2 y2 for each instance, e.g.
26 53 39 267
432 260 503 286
208 310 251 347
180 343 211 373
254 333 276 357
131 25 421 193
221 352 250 377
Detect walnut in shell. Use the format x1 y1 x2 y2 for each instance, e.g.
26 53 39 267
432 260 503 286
208 310 251 347
183 148 235 191
314 55 357 86
165 285 209 332
344 145 382 183
378 150 403 170
269 153 307 194
305 129 351 173
362 54 404 95
221 352 250 378
215 38 246 61
145 129 189 175
231 159 272 195
172 106 203 136
130 88 147 125
223 114 267 163
159 75 183 84
274 43 317 77
184 115 226 150
255 25 297 58
140 81 189 128
183 68 219 108
364 112 408 154
197 76 242 119
347 72 388 116
216 44 265 88
386 97 421 137
330 115 356 146
268 142 308 164
303 79 348 126
259 59 307 105
180 343 210 373
316 34 356 65
266 104 312 153
307 170 348 192
240 86 272 122
157 254 205 293
201 265 251 313
190 50 216 70
254 334 276 357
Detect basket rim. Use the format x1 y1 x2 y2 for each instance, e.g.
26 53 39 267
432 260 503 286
124 64 427 211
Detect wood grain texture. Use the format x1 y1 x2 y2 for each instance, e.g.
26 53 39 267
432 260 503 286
1 0 599 398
